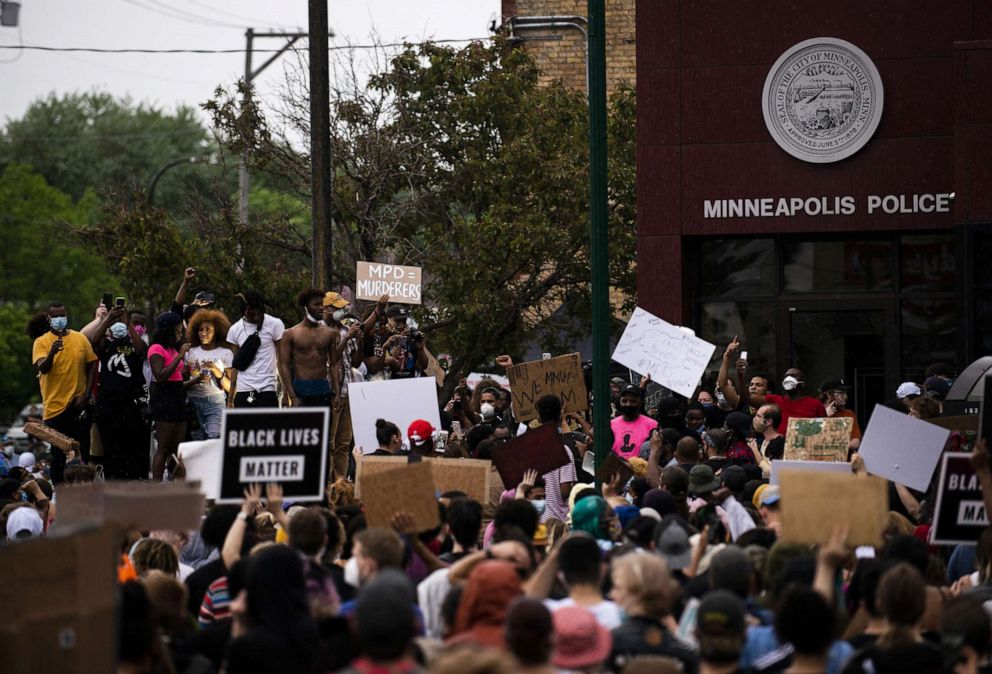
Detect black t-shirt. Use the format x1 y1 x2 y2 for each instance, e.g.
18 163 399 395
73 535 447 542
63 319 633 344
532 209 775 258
758 436 785 461
611 616 699 674
97 338 146 398
842 641 944 674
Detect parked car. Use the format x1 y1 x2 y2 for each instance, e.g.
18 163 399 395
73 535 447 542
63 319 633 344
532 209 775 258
7 403 44 454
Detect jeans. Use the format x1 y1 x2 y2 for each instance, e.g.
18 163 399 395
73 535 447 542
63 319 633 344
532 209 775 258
189 395 225 439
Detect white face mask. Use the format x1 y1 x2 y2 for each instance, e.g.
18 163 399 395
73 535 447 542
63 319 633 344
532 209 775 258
782 376 800 391
344 556 361 588
480 402 496 419
110 322 129 340
332 309 348 323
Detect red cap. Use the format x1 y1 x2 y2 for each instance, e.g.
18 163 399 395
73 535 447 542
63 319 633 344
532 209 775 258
407 419 436 446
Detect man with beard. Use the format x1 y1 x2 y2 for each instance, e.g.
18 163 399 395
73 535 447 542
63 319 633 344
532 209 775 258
277 289 340 408
747 367 826 435
610 386 657 460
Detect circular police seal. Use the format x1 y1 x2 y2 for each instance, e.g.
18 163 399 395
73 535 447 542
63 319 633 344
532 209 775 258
762 38 883 163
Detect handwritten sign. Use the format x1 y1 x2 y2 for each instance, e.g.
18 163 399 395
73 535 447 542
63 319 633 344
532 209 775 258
612 307 716 399
506 353 587 422
784 417 853 462
356 261 422 305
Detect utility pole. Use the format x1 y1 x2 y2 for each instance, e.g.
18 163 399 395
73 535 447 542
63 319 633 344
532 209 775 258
587 0 612 487
308 0 333 290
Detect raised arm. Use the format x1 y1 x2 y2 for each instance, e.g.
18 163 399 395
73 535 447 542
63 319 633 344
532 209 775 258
716 337 742 409
174 267 195 308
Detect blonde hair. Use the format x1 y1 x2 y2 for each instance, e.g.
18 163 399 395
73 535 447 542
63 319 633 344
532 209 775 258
611 552 678 618
628 457 649 478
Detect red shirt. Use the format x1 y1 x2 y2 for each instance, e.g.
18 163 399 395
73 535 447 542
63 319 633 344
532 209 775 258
765 394 827 435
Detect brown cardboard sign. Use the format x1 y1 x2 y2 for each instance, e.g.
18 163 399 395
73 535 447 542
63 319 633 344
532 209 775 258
356 455 492 505
490 423 571 488
55 481 205 532
23 421 80 454
506 353 588 422
784 417 853 462
0 523 117 674
596 452 635 486
361 460 440 532
355 261 423 305
779 469 887 548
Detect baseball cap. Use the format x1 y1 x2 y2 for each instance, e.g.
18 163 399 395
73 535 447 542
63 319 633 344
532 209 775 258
923 376 951 398
653 516 692 569
385 305 409 320
759 485 781 507
322 291 348 309
623 515 658 546
610 377 628 389
551 605 612 670
819 378 851 393
689 464 720 494
896 382 922 399
192 291 215 305
723 412 752 437
620 385 644 399
18 451 36 470
407 419 435 446
6 506 44 539
697 589 747 639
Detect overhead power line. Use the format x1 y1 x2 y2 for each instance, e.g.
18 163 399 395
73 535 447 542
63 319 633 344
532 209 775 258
0 37 492 55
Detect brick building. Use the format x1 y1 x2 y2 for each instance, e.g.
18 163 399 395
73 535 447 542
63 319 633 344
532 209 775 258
501 0 636 93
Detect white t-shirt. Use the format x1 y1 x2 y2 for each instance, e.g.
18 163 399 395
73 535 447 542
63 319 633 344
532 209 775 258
545 597 623 630
184 346 235 398
228 315 285 393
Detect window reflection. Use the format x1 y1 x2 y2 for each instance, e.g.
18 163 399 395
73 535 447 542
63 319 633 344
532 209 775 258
784 241 893 292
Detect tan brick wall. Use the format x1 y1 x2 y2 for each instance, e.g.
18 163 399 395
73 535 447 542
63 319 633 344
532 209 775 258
503 0 635 94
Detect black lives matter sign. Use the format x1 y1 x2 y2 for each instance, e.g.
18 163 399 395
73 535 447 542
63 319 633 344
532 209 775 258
932 452 990 546
218 408 329 503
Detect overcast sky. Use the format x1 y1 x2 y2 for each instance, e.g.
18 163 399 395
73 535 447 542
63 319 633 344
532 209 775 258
0 0 501 126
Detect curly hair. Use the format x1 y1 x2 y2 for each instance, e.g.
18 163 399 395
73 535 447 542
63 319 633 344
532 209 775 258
186 309 232 347
131 539 179 577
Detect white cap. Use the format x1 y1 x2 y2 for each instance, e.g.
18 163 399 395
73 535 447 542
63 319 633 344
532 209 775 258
896 382 922 399
17 451 36 470
6 507 44 539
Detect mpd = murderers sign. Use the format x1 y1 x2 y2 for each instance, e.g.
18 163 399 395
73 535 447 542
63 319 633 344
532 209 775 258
356 261 422 305
932 452 990 546
218 408 329 503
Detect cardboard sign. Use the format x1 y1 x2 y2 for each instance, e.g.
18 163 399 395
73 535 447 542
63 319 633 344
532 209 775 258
349 378 442 455
612 307 717 399
506 353 588 422
0 523 117 674
770 459 853 485
22 420 79 454
356 455 491 505
361 460 440 532
784 417 853 462
860 404 950 491
596 452 636 486
779 469 887 548
218 408 330 504
55 481 206 531
931 452 989 545
355 261 422 305
490 423 571 487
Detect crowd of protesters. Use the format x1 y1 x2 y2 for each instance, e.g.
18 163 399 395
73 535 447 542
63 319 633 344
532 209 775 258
3 267 992 674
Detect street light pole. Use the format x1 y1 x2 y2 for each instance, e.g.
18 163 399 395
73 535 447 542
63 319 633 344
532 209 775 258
587 0 612 487
308 0 332 291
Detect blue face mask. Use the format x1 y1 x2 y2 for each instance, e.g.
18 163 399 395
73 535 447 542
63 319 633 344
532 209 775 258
110 322 128 340
529 499 547 517
50 316 67 332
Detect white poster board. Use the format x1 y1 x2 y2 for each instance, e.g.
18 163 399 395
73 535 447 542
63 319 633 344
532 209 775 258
611 307 717 398
770 459 853 485
859 404 950 491
349 377 442 454
355 261 422 305
179 439 223 500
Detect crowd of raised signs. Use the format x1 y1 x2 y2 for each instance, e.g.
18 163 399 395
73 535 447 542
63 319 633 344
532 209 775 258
4 269 992 674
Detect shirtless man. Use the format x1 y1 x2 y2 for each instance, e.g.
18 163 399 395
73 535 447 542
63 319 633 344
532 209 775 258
278 289 341 408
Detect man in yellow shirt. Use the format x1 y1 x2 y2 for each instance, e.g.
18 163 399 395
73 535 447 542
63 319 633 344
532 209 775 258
31 302 98 483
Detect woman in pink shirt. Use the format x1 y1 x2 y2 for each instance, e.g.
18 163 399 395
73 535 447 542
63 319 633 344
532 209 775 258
147 312 194 480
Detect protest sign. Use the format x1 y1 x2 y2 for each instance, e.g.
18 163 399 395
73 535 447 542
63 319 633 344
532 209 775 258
931 452 989 545
23 420 79 454
980 374 992 442
355 261 422 305
612 307 716 399
596 452 635 486
506 353 588 422
350 377 443 455
0 523 117 674
784 417 853 462
860 404 950 491
361 461 440 532
218 408 329 504
356 455 491 505
179 438 223 500
490 423 570 487
770 459 853 485
55 481 206 531
779 470 887 547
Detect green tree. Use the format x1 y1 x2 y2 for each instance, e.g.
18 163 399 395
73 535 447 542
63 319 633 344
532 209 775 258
0 303 38 421
0 92 218 215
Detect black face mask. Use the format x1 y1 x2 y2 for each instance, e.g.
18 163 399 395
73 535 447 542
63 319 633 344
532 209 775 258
619 405 640 420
